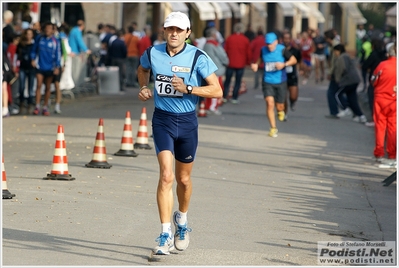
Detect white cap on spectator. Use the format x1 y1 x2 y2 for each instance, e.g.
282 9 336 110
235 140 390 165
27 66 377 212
164 12 190 30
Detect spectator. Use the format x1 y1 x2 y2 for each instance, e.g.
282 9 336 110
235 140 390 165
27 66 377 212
17 28 35 114
356 24 366 56
131 21 142 39
2 49 14 117
68 20 91 56
98 23 110 66
138 25 152 56
6 33 20 115
332 44 366 123
244 23 256 42
32 21 41 40
203 27 229 115
151 25 163 45
371 42 396 168
207 21 224 45
153 31 166 45
59 23 75 93
21 14 32 31
324 29 349 119
361 38 387 126
359 36 372 91
31 22 61 116
3 10 15 52
222 22 251 104
108 29 127 93
124 25 140 87
250 27 266 90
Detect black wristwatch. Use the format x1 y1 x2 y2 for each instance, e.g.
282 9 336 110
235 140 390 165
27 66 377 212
186 85 193 94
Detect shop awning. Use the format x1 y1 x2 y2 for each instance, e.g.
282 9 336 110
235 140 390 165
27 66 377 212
338 3 367 25
304 3 325 23
192 2 216 21
292 2 311 18
211 2 232 19
166 2 189 15
252 2 267 18
277 2 295 17
228 2 242 18
386 4 397 27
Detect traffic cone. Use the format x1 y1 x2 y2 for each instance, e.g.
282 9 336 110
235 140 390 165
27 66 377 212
197 100 207 117
44 125 75 180
2 156 16 199
114 111 138 157
134 107 152 150
86 118 112 168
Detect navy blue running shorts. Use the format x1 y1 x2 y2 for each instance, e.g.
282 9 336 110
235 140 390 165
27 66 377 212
152 108 198 163
262 82 287 103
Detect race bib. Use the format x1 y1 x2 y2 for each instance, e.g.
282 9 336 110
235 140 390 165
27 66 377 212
286 65 293 73
155 74 184 97
265 62 277 72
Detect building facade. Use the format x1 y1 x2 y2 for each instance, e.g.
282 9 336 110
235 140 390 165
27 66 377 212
3 2 367 55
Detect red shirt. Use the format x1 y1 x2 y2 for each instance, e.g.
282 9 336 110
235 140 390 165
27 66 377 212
224 33 251 69
300 37 313 61
372 57 397 100
138 36 152 57
250 35 265 68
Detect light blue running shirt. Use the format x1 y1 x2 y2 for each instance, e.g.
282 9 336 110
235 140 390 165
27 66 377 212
140 43 218 113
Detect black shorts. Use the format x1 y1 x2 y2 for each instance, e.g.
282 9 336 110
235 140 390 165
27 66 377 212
37 69 54 78
287 75 298 87
262 82 287 104
53 72 61 82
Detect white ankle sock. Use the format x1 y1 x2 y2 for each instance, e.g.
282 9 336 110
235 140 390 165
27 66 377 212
176 210 187 225
161 223 172 236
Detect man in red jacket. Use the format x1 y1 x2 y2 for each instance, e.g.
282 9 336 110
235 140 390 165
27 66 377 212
371 42 397 168
222 22 251 104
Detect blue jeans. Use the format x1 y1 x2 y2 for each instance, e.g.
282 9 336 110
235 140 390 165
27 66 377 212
19 68 36 105
223 67 244 100
327 78 347 115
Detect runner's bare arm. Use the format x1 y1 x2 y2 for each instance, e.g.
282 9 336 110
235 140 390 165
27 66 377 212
171 73 222 98
138 65 153 101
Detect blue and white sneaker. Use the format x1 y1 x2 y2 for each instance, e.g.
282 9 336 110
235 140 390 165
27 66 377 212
173 211 192 251
153 232 175 255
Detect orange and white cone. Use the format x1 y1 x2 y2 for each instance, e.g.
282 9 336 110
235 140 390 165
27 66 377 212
134 107 152 150
2 156 16 199
44 125 75 180
114 111 138 157
197 100 207 117
86 118 112 168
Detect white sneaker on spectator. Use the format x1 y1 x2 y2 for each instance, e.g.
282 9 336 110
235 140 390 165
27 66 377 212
337 108 352 117
353 115 367 123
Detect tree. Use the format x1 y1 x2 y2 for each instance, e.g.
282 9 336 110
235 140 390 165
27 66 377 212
358 3 396 29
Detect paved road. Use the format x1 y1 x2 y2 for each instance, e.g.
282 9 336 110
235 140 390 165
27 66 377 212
2 68 396 267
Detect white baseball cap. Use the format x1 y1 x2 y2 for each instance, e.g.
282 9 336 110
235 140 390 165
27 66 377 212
164 12 190 30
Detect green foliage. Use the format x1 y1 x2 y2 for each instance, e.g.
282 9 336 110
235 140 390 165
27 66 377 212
358 3 397 29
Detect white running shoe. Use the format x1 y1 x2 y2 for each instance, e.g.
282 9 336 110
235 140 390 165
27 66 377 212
173 211 192 251
152 232 175 255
